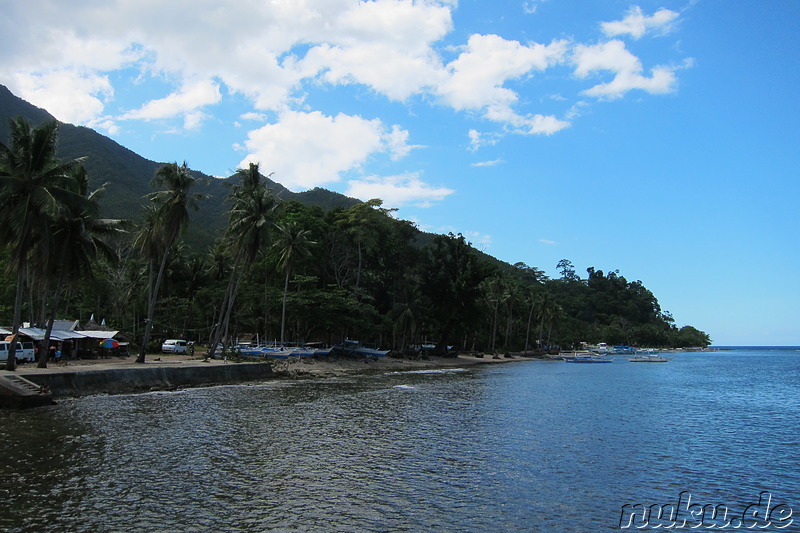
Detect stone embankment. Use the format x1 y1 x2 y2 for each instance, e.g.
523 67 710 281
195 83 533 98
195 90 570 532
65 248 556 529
0 356 275 405
1 351 529 407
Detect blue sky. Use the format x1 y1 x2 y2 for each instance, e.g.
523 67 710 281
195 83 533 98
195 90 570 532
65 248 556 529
2 1 798 345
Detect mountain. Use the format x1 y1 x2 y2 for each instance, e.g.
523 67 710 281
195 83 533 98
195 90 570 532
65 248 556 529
0 84 358 249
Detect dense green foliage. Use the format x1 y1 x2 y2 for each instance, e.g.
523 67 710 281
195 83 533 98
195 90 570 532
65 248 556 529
0 114 711 354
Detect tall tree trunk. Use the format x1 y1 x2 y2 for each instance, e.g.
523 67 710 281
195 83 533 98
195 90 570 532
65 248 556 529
505 305 513 350
37 270 67 368
38 289 63 369
208 268 235 359
355 240 362 292
137 248 170 363
6 262 28 371
525 300 535 353
221 270 243 353
208 249 243 359
491 300 499 352
280 268 290 345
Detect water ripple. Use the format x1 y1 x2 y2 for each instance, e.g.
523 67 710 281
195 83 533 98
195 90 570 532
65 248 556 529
1 350 798 531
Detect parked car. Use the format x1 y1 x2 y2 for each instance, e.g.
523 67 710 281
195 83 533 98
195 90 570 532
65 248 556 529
0 341 36 363
161 339 188 354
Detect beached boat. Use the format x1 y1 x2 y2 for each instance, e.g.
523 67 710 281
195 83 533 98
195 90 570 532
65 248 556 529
332 339 390 358
610 345 636 355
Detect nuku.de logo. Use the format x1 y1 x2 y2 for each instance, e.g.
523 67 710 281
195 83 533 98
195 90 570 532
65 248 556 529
619 491 794 529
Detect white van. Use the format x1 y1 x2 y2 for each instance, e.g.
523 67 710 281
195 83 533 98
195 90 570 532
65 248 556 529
0 341 36 363
161 339 188 354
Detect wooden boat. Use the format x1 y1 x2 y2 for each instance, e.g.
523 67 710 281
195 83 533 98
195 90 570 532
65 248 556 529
562 351 614 363
628 354 670 362
332 339 390 358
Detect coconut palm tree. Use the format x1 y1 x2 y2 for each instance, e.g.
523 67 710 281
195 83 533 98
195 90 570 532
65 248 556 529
207 163 276 359
35 166 123 368
536 291 563 349
273 221 315 345
480 275 506 352
137 162 203 363
0 118 87 370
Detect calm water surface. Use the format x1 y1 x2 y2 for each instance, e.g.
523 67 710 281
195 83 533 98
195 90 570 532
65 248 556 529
1 347 798 531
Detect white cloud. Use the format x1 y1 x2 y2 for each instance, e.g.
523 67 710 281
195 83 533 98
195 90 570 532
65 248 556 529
240 110 415 191
471 159 504 167
573 40 677 99
539 238 557 245
384 125 423 160
523 1 547 15
438 34 567 111
436 34 569 134
565 100 589 120
601 7 680 39
464 231 493 251
0 1 688 184
346 172 454 207
240 112 268 122
582 66 676 99
121 80 221 121
10 70 113 124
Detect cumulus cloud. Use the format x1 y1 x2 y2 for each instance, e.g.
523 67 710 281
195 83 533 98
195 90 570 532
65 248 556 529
385 125 423 160
438 34 567 110
0 1 688 191
346 172 454 207
601 7 680 39
573 40 677 99
10 70 113 125
239 110 415 191
121 80 221 121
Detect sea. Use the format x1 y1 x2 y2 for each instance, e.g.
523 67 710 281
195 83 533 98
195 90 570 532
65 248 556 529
0 347 798 532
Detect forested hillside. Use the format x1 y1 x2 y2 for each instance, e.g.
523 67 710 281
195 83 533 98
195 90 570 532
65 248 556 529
0 87 710 353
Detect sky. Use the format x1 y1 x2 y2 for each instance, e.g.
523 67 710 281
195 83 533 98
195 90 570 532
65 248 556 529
1 0 798 346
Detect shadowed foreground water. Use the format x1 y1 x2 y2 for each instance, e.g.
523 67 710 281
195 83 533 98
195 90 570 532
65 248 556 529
1 348 798 531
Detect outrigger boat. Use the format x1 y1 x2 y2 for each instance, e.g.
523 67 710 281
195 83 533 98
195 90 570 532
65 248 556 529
332 339 390 358
628 351 670 362
561 351 614 363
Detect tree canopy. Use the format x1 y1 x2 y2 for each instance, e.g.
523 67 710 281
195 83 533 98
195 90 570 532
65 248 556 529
0 118 711 355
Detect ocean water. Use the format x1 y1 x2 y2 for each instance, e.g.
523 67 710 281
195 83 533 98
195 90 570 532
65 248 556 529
0 347 797 532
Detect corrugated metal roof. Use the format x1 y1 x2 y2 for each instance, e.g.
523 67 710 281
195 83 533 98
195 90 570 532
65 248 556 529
79 330 120 339
18 328 90 341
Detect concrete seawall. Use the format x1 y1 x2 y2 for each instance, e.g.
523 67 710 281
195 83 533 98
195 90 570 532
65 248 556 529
23 363 276 398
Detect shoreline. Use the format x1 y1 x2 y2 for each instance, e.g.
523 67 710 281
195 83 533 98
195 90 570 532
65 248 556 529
1 352 533 402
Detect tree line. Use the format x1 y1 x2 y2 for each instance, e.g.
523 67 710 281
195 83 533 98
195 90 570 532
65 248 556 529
0 118 710 369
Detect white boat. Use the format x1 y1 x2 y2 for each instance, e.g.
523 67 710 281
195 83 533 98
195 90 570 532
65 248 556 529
628 352 671 362
561 351 614 363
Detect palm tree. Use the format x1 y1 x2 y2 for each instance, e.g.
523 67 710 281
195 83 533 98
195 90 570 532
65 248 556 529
388 282 422 355
35 166 123 368
524 288 538 353
207 163 276 359
273 221 315 345
480 275 506 352
137 162 203 363
0 117 87 370
503 279 522 349
536 291 563 349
